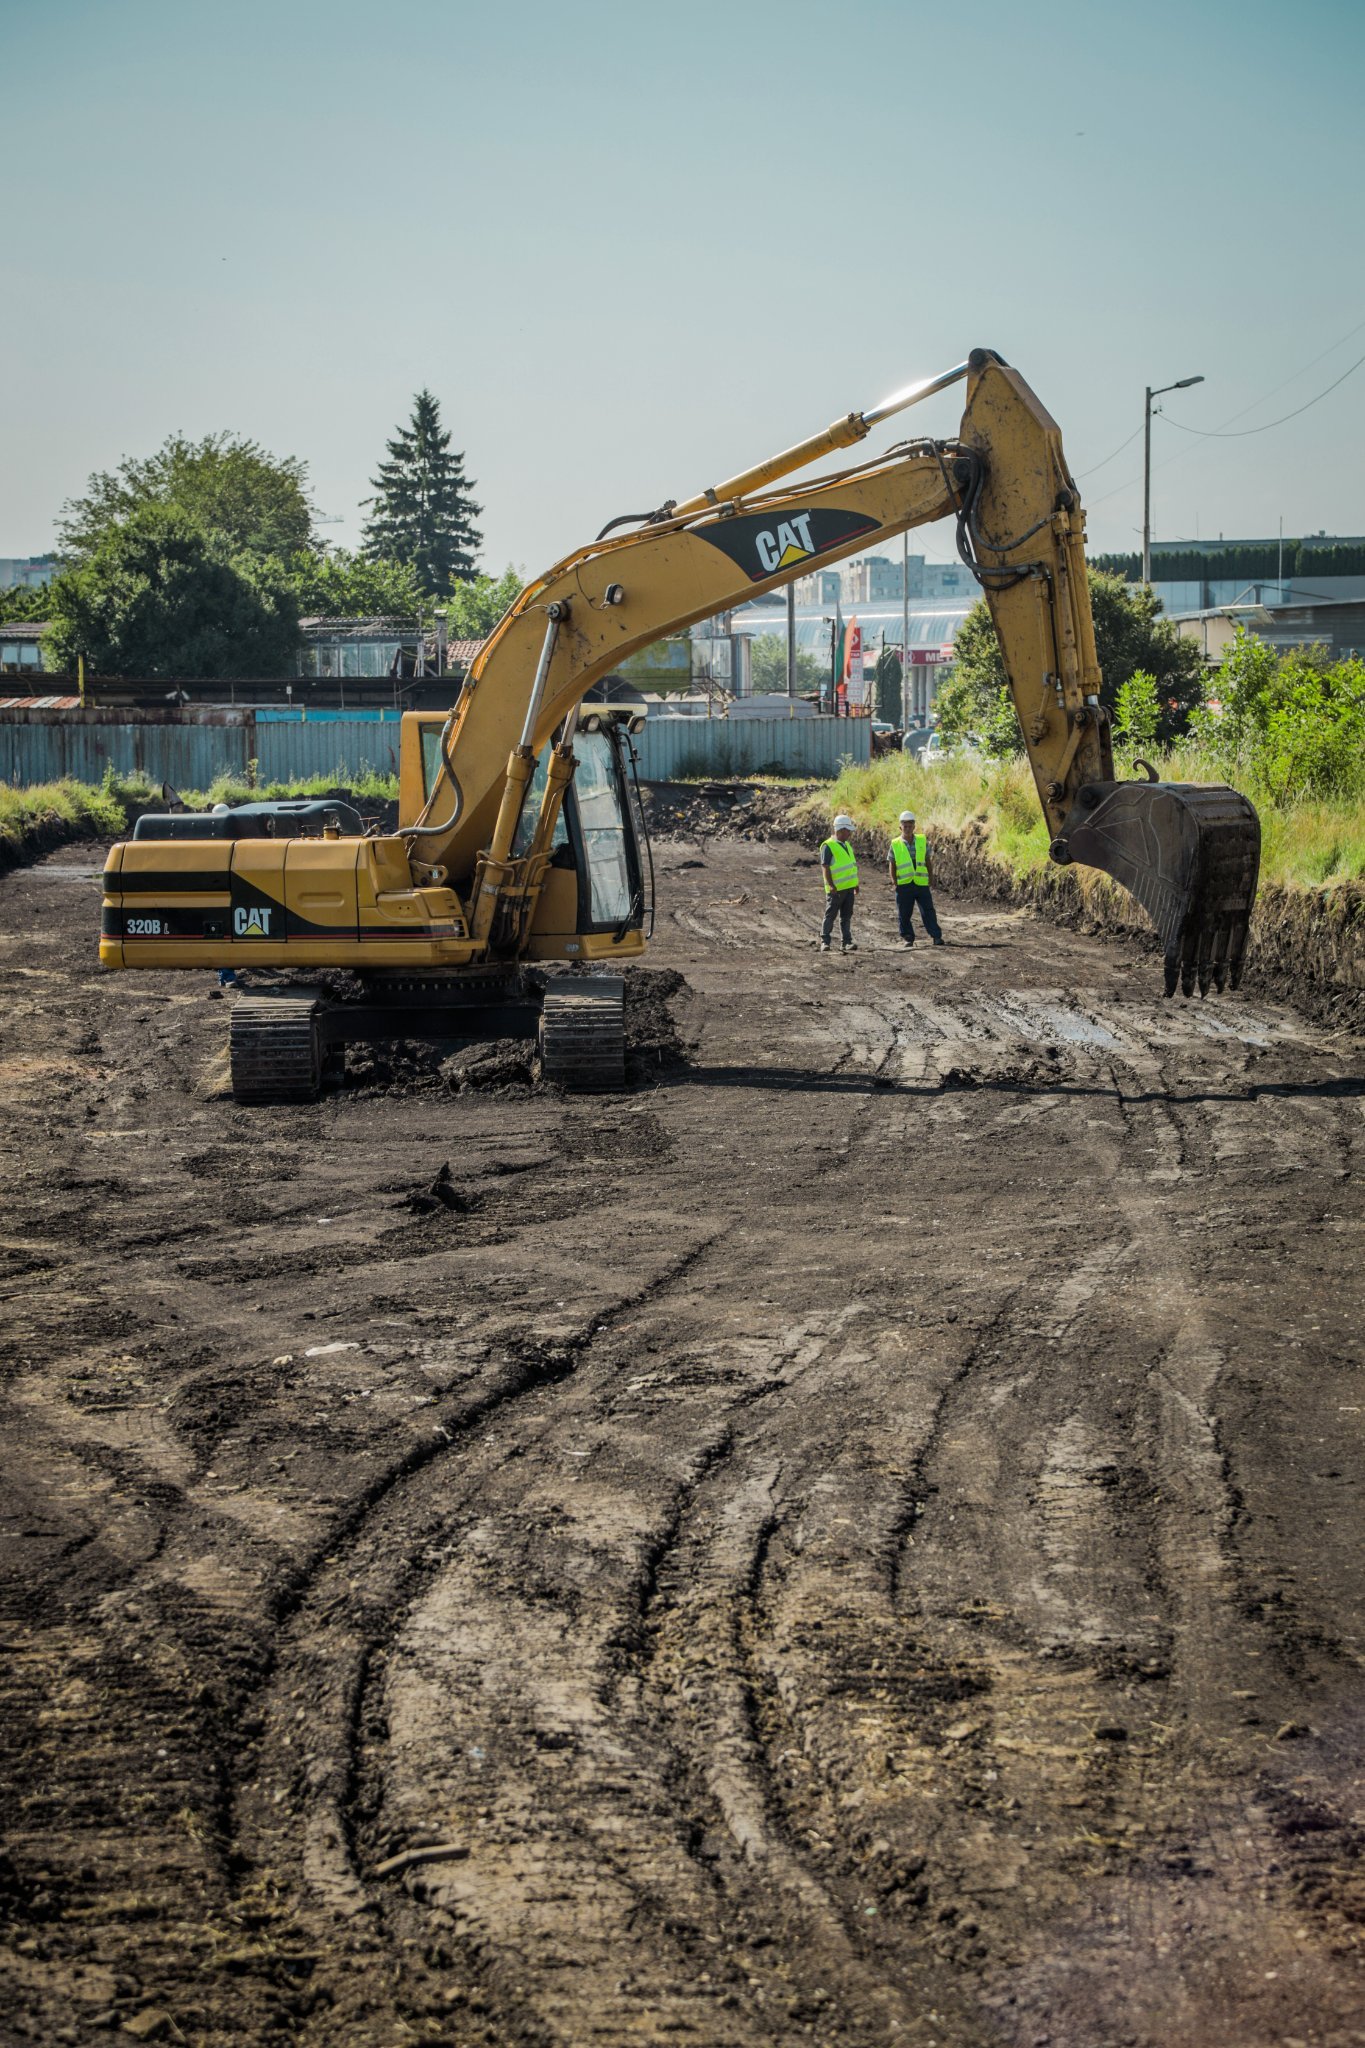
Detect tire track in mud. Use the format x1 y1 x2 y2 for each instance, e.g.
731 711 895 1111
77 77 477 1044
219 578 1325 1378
223 1228 730 2037
352 1277 972 2046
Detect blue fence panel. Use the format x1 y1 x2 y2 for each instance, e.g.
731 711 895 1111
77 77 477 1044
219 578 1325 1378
0 721 251 790
256 720 402 783
254 707 401 723
632 715 868 781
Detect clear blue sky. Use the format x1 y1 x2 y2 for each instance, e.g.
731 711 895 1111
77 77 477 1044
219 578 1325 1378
4 0 1363 573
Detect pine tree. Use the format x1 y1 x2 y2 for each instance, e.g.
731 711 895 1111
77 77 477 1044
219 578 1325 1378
362 390 482 594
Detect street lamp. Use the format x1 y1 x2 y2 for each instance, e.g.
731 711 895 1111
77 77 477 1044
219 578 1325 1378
1143 374 1205 585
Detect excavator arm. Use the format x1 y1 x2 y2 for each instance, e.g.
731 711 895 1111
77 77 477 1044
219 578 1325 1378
419 349 1258 991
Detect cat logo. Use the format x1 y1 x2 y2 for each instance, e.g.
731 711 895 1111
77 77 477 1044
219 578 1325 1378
754 513 816 575
233 906 273 938
693 506 879 583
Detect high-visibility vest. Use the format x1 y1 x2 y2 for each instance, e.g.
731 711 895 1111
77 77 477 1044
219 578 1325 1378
891 832 929 886
821 836 859 892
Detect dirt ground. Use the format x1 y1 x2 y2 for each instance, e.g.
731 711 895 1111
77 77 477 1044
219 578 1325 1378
2 826 1363 2048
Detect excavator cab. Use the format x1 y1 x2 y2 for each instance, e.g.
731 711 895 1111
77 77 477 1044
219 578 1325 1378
402 700 650 956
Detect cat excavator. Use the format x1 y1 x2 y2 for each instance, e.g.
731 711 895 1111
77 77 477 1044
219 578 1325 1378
99 350 1260 1102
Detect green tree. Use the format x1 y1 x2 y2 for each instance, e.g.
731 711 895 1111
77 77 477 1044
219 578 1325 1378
44 506 300 677
873 646 903 722
283 548 424 619
57 432 315 563
444 566 523 640
363 390 482 594
0 583 55 625
937 570 1207 749
1198 629 1365 804
748 632 826 695
1113 669 1161 751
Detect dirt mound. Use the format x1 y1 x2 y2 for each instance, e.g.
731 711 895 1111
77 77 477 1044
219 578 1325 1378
623 964 694 1076
643 779 809 843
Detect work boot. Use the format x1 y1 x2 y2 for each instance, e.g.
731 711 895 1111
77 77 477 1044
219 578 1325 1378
820 940 831 952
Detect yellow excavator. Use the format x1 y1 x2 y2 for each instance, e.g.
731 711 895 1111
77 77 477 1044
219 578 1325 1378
100 350 1260 1102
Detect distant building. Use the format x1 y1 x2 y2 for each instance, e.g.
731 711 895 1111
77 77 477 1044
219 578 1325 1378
297 617 420 680
800 552 972 606
0 555 57 590
0 622 48 675
719 597 969 721
1173 598 1365 665
1091 535 1365 616
793 568 842 605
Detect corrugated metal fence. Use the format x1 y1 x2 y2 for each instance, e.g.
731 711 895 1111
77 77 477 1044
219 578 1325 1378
0 717 402 790
633 716 868 780
0 711 866 790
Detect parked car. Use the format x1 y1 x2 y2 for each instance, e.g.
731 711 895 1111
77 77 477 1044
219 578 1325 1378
919 730 984 768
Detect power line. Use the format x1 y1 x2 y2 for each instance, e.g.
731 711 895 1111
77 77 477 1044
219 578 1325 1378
1080 312 1365 511
1200 311 1365 432
1074 423 1143 478
1160 351 1365 439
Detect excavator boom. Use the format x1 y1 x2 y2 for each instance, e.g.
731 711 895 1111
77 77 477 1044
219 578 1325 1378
414 347 1257 991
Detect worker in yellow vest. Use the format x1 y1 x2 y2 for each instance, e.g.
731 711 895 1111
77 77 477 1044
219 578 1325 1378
888 809 944 947
819 813 860 953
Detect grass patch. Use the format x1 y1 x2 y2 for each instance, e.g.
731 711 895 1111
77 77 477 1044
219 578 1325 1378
0 777 129 861
812 748 1365 894
193 766 398 808
0 766 400 868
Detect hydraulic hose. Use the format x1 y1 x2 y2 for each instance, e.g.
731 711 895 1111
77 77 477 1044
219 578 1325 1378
402 709 465 842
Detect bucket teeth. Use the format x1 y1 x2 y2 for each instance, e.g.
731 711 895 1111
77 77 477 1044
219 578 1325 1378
1059 781 1261 998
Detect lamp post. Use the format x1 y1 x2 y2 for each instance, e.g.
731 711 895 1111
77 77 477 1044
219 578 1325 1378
1143 374 1204 585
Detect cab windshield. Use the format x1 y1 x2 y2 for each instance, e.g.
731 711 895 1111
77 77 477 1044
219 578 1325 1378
573 731 634 925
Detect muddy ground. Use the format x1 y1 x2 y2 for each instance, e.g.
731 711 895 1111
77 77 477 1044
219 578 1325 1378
1 828 1363 2048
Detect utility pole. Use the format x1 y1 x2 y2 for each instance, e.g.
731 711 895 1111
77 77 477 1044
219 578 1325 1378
901 530 910 729
1143 374 1205 584
786 579 796 699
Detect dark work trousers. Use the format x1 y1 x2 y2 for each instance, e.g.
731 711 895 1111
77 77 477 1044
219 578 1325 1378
896 881 942 943
822 889 856 946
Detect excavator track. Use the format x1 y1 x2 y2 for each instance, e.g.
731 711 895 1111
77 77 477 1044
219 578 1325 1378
228 990 325 1105
538 977 626 1092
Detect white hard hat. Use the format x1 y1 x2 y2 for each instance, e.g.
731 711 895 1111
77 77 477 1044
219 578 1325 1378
833 814 855 831
899 810 916 822
212 803 231 814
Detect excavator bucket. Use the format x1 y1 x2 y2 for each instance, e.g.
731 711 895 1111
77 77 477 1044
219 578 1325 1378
1056 779 1261 997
